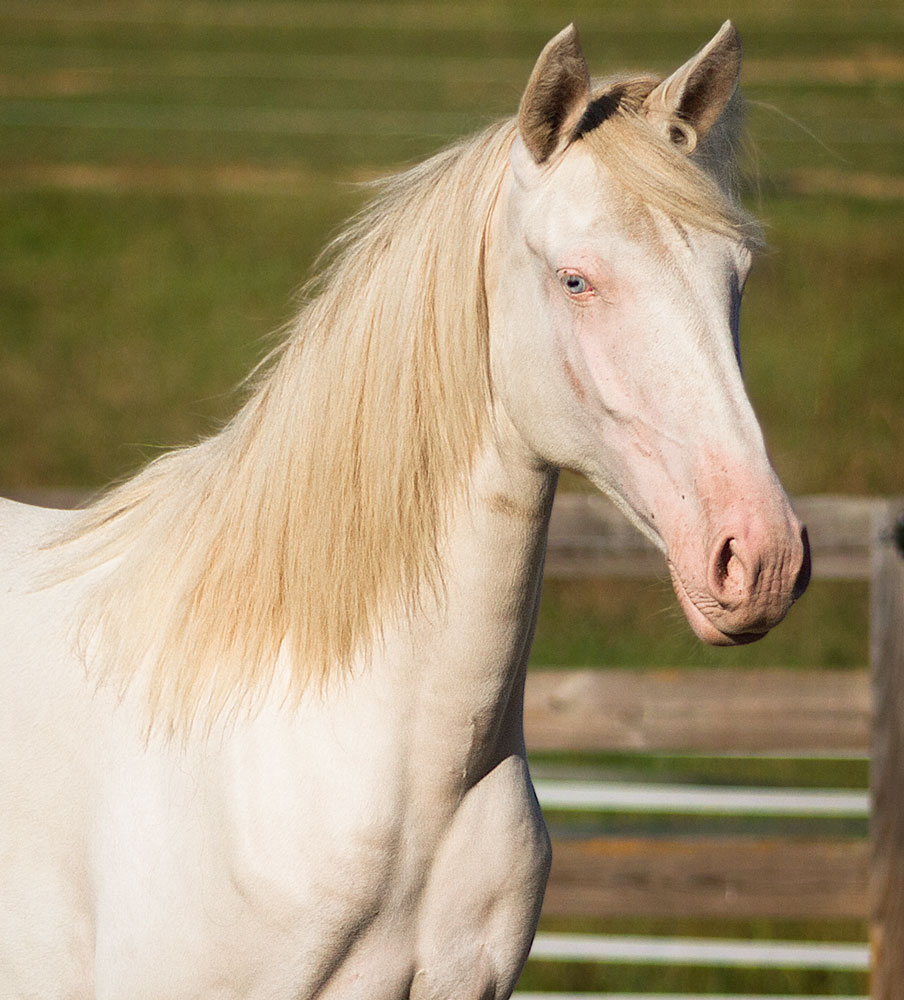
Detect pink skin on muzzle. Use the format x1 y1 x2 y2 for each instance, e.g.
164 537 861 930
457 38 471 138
665 488 811 645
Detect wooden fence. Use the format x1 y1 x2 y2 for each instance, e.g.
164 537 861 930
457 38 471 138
517 494 904 1000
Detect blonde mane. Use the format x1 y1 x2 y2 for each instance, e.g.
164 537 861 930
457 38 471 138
54 76 755 736
57 122 513 734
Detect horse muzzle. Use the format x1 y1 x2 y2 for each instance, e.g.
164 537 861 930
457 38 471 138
669 520 811 646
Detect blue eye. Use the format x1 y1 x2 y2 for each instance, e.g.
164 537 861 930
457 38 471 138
559 271 591 297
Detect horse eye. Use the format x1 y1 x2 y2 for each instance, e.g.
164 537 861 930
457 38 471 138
559 271 591 297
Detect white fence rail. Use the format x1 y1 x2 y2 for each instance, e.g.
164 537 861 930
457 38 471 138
534 780 869 817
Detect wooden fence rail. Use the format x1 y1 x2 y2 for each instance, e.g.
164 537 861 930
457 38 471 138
524 667 870 755
543 836 868 921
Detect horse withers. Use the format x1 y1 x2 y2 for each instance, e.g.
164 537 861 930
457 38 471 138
0 23 808 1000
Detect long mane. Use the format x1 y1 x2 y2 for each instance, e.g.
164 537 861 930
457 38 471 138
55 121 515 735
52 74 755 737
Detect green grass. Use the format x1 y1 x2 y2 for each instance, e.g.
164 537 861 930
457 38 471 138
530 577 868 669
744 197 904 495
1 1 900 494
1 3 898 994
519 956 868 998
0 185 363 485
532 751 869 791
2 186 900 499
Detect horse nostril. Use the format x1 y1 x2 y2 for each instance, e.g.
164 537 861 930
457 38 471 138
709 536 748 609
792 526 811 601
714 538 733 586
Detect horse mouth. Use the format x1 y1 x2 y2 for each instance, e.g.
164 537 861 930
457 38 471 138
668 562 770 647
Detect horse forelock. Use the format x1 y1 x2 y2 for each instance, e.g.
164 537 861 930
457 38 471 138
575 74 763 252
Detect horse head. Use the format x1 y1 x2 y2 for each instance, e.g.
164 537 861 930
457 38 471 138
488 23 809 644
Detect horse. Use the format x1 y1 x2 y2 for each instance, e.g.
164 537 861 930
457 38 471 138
0 22 810 999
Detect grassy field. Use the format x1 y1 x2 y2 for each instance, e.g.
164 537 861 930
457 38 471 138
1 1 900 995
1 1 901 496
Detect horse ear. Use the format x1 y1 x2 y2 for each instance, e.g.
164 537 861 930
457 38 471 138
643 20 741 153
518 24 592 164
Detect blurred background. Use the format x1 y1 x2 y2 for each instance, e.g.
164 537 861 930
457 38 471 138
0 1 901 995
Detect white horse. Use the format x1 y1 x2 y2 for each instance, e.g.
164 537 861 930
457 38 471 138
0 23 809 1000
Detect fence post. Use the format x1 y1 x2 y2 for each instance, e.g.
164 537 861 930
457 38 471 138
870 498 904 999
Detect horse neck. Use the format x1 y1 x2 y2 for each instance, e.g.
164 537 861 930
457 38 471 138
385 411 557 777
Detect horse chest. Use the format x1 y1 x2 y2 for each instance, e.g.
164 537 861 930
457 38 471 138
94 737 549 999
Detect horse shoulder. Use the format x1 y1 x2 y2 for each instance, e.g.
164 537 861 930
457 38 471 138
412 753 550 998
